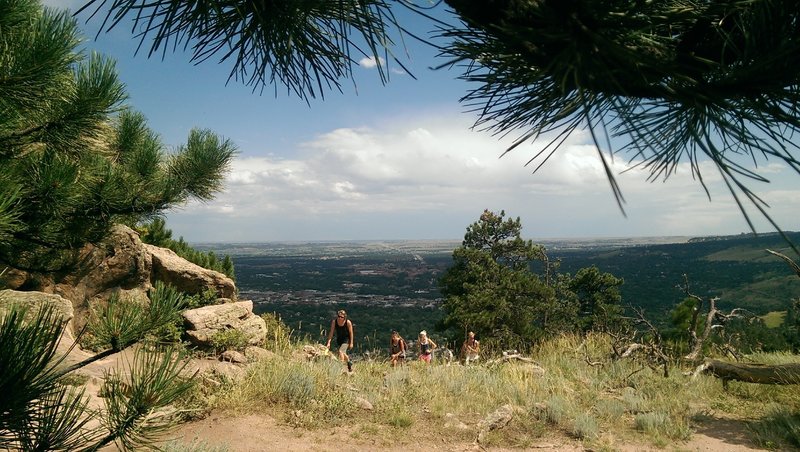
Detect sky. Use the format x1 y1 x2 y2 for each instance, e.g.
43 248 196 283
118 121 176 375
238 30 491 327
43 0 800 243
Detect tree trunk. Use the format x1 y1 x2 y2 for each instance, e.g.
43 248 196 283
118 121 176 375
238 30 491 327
699 359 800 385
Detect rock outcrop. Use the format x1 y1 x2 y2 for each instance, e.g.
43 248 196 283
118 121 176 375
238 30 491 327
1 224 237 333
146 244 235 299
182 300 266 347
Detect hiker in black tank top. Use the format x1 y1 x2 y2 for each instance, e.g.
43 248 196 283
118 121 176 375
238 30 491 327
325 309 354 372
389 330 406 367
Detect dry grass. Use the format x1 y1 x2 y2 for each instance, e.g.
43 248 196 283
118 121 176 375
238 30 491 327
194 333 800 450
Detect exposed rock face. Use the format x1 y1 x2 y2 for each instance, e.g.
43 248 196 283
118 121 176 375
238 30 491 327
182 300 266 347
2 224 238 333
1 225 154 331
146 244 235 299
0 290 74 322
0 290 76 356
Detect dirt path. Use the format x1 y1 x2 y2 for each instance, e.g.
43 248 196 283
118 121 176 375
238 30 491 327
165 413 581 452
162 412 767 452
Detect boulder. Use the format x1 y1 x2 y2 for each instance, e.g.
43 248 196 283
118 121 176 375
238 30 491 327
477 404 514 443
355 396 374 411
0 290 76 357
182 300 266 347
11 224 154 332
146 244 235 299
2 224 240 336
0 289 74 323
299 344 333 361
220 350 247 364
244 346 274 362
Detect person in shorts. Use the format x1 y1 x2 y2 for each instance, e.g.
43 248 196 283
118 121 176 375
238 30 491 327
417 330 437 364
389 330 406 367
461 331 480 365
326 309 354 372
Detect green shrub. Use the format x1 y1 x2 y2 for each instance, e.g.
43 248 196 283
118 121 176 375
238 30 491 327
386 411 414 428
209 329 248 353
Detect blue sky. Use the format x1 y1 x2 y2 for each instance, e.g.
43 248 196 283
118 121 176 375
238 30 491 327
44 1 800 243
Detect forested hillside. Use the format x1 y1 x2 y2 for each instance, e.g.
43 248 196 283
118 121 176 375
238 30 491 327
555 232 800 323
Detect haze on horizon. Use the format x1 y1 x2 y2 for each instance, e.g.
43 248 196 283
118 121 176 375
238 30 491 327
45 0 800 244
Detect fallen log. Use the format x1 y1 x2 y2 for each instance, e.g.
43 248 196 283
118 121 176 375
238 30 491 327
697 359 800 385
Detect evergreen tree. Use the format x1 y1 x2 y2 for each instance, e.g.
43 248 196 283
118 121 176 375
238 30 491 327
0 1 233 448
138 218 173 248
77 0 402 102
441 0 800 233
0 284 195 451
440 210 628 348
568 266 624 333
0 0 236 272
439 210 564 348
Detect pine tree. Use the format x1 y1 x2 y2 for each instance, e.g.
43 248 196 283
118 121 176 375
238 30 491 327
568 266 624 333
0 1 234 448
439 210 563 349
0 0 236 272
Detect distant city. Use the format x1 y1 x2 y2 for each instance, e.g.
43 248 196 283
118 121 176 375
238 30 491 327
195 232 800 347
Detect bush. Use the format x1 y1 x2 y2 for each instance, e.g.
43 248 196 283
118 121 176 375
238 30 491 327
210 329 249 353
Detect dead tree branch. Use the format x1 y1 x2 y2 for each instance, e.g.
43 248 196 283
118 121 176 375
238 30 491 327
679 275 752 363
766 249 800 278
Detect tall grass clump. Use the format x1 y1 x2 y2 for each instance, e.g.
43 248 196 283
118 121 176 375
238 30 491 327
750 405 800 449
572 412 600 440
260 312 293 353
634 411 692 446
214 358 355 426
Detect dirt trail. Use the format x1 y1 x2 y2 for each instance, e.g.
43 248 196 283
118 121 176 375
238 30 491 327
161 412 766 452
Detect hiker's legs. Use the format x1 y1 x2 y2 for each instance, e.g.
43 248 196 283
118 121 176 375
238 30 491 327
338 342 352 371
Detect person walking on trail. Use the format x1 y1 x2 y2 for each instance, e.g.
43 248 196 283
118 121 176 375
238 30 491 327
418 330 437 364
389 330 406 367
326 309 354 372
461 331 480 365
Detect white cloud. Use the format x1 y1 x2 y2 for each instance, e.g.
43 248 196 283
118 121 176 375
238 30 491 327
167 116 800 242
359 56 386 69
